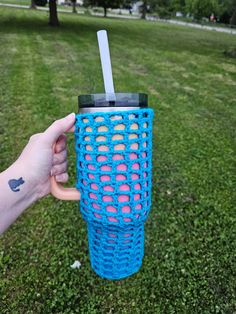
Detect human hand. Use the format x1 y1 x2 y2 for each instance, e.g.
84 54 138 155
0 113 76 234
17 113 75 199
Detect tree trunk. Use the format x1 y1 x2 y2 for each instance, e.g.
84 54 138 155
49 0 59 26
104 6 107 17
72 1 77 13
230 8 236 26
30 0 36 9
141 0 147 19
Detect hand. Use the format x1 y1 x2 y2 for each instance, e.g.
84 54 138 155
17 113 75 199
0 113 76 234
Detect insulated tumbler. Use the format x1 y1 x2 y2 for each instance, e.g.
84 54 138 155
51 93 154 280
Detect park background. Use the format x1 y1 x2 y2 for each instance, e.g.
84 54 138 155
0 0 236 313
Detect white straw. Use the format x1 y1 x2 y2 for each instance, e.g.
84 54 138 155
97 30 115 99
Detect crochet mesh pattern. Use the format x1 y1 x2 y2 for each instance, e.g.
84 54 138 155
75 108 154 279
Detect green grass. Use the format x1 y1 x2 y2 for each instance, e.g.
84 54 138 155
0 6 236 313
0 0 30 5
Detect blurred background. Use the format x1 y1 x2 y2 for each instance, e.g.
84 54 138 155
1 0 236 25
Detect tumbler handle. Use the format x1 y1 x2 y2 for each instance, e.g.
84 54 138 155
50 128 81 201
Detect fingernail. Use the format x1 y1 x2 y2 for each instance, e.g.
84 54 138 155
67 113 75 120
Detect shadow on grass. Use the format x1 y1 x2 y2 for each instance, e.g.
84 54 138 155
0 12 101 35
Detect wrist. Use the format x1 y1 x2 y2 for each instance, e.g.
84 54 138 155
6 159 40 204
0 160 40 234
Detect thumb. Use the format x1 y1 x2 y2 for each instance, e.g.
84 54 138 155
43 113 75 145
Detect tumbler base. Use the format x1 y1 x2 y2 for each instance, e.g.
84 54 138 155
91 259 143 280
87 222 144 280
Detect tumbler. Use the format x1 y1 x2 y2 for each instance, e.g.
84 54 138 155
51 93 154 280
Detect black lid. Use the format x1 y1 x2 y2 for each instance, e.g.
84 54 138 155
78 93 148 108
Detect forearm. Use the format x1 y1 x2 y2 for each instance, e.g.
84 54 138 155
0 113 75 235
0 160 39 234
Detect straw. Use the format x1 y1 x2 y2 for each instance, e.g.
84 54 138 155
97 30 116 101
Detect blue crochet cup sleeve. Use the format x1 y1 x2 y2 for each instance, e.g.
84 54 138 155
74 108 154 279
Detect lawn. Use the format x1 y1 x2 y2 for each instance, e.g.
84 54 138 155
0 6 236 313
0 0 30 5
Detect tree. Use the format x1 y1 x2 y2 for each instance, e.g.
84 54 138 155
218 0 236 25
171 0 186 14
185 0 218 20
230 7 236 24
141 0 148 19
228 0 236 25
84 0 124 17
35 0 47 5
148 0 173 18
49 0 59 26
71 0 77 13
30 0 36 9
